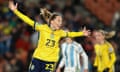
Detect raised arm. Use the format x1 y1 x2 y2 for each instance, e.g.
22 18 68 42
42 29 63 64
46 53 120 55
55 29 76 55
9 1 34 27
61 27 91 37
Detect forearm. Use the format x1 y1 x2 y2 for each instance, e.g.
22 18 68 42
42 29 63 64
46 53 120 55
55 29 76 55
58 58 65 68
67 32 84 37
13 9 34 27
81 52 88 69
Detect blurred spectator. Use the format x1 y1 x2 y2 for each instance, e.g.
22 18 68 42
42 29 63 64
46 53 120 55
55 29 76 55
46 0 60 12
62 0 76 15
0 56 6 72
112 9 120 30
63 11 74 30
83 16 95 31
9 16 17 28
34 15 43 24
2 19 12 35
15 32 30 51
30 32 39 49
83 37 94 57
73 13 83 31
0 20 12 55
10 23 22 53
3 51 25 72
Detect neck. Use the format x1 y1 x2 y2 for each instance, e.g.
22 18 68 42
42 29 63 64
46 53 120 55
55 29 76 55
99 40 105 44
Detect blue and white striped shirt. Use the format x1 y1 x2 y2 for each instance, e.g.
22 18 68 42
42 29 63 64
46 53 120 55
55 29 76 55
59 41 88 71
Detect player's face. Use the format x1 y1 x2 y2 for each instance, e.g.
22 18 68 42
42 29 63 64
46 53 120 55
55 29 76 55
65 37 73 44
51 16 62 30
93 31 105 42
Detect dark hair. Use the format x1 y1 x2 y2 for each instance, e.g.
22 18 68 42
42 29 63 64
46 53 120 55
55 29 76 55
48 13 60 25
40 8 51 23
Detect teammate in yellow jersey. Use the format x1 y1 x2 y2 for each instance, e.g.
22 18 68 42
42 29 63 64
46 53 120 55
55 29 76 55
92 30 116 72
9 1 90 72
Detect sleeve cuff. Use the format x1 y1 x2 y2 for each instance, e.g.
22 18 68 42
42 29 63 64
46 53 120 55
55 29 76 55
79 32 84 36
13 9 19 14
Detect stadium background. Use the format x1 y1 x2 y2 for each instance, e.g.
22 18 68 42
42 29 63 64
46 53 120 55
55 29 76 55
0 0 120 72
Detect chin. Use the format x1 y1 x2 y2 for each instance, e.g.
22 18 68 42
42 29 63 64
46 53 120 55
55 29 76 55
56 27 60 30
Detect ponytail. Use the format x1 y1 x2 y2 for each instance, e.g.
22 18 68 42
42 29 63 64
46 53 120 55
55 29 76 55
40 8 61 25
98 30 116 39
40 8 52 23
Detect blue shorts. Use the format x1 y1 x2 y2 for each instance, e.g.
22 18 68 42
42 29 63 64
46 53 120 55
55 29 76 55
28 58 56 72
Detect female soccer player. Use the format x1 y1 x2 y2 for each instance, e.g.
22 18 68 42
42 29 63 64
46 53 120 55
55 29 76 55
92 30 116 72
9 1 90 72
56 37 88 72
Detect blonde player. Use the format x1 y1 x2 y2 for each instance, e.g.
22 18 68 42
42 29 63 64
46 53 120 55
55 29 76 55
56 37 88 72
9 1 90 72
93 30 116 72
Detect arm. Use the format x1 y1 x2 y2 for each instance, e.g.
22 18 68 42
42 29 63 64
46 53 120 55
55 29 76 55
56 55 65 72
14 9 34 27
58 57 65 68
9 1 34 26
58 44 65 68
80 47 88 70
61 27 90 37
67 31 84 37
56 57 65 72
81 52 88 70
81 49 89 72
77 43 88 72
56 44 66 72
9 1 41 30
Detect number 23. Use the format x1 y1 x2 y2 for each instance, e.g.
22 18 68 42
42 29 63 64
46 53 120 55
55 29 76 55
45 64 54 71
46 39 55 47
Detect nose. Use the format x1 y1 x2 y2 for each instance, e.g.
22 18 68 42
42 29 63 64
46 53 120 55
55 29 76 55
59 22 62 26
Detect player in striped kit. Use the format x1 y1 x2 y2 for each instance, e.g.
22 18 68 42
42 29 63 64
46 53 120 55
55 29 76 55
56 37 88 72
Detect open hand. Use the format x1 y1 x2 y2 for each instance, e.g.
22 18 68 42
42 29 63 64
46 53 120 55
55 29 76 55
82 27 91 37
84 69 88 72
56 67 61 72
9 0 18 11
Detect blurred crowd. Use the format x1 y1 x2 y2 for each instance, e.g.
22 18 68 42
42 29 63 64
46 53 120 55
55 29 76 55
0 0 120 72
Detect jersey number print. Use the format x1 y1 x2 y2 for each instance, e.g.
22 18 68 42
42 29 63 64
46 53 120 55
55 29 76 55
46 39 55 47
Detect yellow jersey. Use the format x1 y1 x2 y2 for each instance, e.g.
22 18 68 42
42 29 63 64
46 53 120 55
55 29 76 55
13 9 84 62
94 41 116 72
